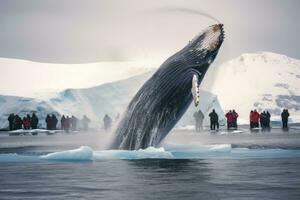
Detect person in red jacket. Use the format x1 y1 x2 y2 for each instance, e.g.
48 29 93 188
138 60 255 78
249 110 254 129
22 115 31 130
232 109 239 129
225 110 234 130
252 109 260 128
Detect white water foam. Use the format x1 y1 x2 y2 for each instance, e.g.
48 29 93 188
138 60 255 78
93 147 174 160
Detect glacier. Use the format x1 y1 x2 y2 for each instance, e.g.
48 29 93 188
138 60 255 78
0 71 224 129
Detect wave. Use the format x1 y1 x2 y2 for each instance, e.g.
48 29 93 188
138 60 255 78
1 144 300 162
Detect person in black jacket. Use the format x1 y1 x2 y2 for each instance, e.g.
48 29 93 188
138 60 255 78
30 113 39 129
8 113 15 130
266 111 271 129
209 109 219 131
51 114 58 130
45 114 51 130
13 115 22 130
281 109 290 129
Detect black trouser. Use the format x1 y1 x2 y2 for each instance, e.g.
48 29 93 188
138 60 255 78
250 122 253 129
251 122 259 128
9 122 13 130
227 122 233 130
210 121 217 130
282 119 288 128
233 119 237 128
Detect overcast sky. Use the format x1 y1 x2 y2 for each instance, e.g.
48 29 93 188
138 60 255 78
0 0 299 96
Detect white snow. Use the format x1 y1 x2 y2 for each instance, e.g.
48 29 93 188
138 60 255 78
211 52 300 123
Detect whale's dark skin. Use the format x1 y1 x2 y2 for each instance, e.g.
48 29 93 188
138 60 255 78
111 24 225 150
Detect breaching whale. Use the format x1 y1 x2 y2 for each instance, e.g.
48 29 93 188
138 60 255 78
111 24 225 150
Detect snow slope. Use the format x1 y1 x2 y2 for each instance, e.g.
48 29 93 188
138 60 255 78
211 52 300 123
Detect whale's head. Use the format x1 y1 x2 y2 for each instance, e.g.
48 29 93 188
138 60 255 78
174 24 224 71
196 24 224 58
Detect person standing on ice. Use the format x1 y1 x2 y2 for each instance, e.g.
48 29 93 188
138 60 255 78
82 115 91 131
249 110 254 129
45 114 51 130
266 111 271 128
13 115 22 130
7 113 15 130
30 113 39 129
209 109 219 130
51 114 58 130
232 110 239 129
71 115 78 131
260 111 267 129
225 110 234 130
64 116 71 132
281 109 290 129
22 115 31 130
194 110 204 132
103 114 112 131
61 115 66 130
252 110 260 128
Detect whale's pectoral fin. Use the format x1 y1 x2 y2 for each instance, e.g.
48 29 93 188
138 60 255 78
191 74 200 107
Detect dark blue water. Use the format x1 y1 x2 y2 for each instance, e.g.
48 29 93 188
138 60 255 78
1 159 300 200
1 129 300 200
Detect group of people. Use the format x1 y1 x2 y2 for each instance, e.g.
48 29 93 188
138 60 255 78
7 113 39 130
45 114 58 130
225 110 239 130
60 115 91 132
249 110 271 129
195 108 291 131
7 113 91 132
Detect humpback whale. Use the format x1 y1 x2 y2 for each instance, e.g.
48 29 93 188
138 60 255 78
111 24 225 150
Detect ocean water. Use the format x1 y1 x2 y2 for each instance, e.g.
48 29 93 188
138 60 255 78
1 128 300 200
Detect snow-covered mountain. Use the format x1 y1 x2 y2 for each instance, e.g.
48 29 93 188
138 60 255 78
1 52 299 129
210 52 300 123
0 72 224 129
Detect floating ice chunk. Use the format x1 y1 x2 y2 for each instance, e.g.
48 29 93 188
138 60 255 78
93 147 174 160
41 146 93 161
